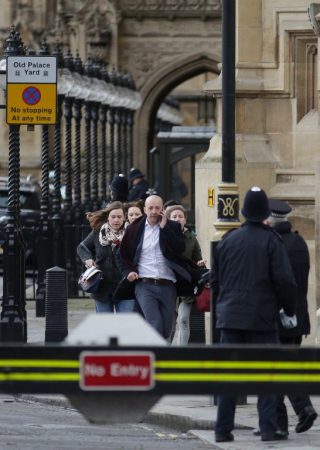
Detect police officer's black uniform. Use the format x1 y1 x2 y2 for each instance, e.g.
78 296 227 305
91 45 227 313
213 187 298 443
269 199 317 434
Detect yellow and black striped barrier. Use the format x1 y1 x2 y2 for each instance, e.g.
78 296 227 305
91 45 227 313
0 345 319 395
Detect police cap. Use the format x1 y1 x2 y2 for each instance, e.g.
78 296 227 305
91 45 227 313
268 198 292 218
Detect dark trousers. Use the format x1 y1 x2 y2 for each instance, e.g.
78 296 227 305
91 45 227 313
277 335 313 431
215 329 279 435
135 281 176 339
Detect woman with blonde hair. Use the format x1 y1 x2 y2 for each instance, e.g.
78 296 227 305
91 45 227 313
77 201 135 313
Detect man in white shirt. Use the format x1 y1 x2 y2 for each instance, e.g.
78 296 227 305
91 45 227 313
119 195 191 338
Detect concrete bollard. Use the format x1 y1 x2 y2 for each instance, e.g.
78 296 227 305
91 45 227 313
45 266 68 343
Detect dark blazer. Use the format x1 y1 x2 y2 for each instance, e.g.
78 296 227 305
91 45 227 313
274 221 311 337
118 215 193 296
212 222 298 332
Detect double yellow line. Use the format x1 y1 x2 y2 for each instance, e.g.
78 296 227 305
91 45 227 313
154 360 320 383
0 359 79 382
0 358 319 385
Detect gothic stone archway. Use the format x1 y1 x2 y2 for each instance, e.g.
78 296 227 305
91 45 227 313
133 52 220 173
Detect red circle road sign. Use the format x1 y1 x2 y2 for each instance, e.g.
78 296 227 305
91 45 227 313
22 86 41 105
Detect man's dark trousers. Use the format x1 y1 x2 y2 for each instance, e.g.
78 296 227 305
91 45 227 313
135 281 176 339
215 329 279 435
277 335 313 431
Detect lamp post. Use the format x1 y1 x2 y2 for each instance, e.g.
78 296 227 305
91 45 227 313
35 39 53 317
214 0 240 239
0 26 27 342
210 1 241 363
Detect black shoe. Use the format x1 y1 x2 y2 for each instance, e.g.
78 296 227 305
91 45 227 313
215 432 234 442
261 430 288 441
252 428 261 436
296 406 318 433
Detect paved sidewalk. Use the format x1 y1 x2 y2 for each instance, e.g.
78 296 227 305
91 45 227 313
23 298 320 449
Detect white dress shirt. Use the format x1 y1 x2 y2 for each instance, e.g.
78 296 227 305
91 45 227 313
138 219 176 282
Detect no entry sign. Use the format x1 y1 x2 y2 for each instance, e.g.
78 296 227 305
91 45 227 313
80 352 155 391
6 55 57 125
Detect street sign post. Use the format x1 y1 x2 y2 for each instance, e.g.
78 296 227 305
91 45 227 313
6 55 57 125
80 351 155 391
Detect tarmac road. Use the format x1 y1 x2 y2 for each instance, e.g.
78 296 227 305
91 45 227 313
0 395 213 450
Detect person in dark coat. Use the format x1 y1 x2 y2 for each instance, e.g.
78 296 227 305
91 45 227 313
119 195 193 338
212 187 298 443
77 201 135 313
267 199 317 434
109 174 129 203
128 168 149 201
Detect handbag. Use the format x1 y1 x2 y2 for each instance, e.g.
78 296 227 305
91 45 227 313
194 284 211 312
112 276 135 302
78 266 103 294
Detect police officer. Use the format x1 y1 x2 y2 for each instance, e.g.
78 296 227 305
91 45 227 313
128 168 149 201
267 199 318 434
212 187 298 443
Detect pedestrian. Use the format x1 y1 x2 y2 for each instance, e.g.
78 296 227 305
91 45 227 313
119 194 193 339
164 199 180 210
212 186 298 443
108 174 129 204
77 201 135 313
125 200 144 225
128 168 149 201
166 204 206 345
267 199 318 434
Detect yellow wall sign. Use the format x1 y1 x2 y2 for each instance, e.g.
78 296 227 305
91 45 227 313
208 187 215 207
6 56 57 125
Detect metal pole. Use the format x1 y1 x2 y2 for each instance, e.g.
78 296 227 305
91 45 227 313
127 73 136 171
91 101 99 210
63 49 78 297
99 104 108 205
214 0 239 230
221 0 236 184
109 67 119 178
51 42 64 267
36 39 53 318
73 52 83 225
1 26 26 342
127 110 134 173
108 107 115 181
115 107 122 173
83 58 93 212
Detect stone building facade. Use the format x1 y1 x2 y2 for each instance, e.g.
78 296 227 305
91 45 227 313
196 0 320 342
0 0 221 174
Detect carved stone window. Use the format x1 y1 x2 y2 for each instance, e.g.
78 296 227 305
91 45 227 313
294 34 318 122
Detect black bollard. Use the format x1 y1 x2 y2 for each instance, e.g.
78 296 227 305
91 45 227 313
45 267 68 343
189 305 206 343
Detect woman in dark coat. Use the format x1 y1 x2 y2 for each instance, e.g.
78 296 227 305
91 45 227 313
77 201 135 313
